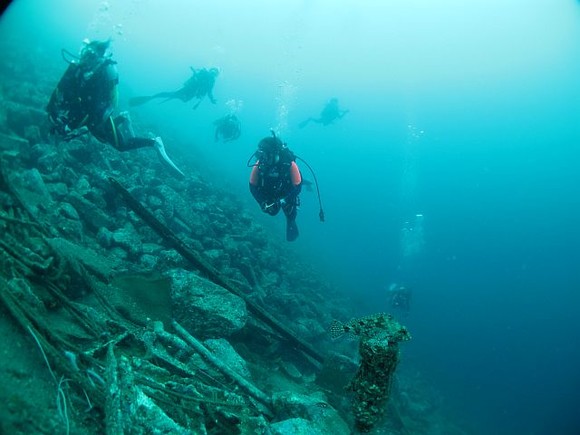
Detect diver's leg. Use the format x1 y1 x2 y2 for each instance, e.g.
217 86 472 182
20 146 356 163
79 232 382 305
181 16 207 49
151 91 178 99
111 113 184 176
128 91 181 107
282 200 299 241
111 113 155 151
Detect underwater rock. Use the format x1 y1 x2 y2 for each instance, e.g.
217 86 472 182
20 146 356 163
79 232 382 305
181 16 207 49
5 103 45 138
139 254 159 270
172 197 204 227
97 227 114 248
67 191 112 231
201 234 221 250
59 165 80 188
46 182 68 200
64 139 98 166
0 132 29 156
46 237 116 280
295 318 327 342
260 269 282 289
106 154 131 173
220 266 252 293
52 214 84 242
111 224 143 258
141 242 164 255
36 150 61 174
204 338 251 379
10 168 53 216
268 418 324 435
75 176 92 196
23 124 42 145
158 249 186 269
271 391 350 434
279 360 303 381
204 248 230 270
18 168 51 199
146 193 163 209
58 202 80 221
167 216 191 235
169 268 248 339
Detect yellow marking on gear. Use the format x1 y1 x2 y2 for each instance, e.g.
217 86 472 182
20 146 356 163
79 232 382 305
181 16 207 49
109 116 119 149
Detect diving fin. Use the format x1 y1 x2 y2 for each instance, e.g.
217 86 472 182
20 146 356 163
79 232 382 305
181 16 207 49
153 137 185 177
286 219 299 242
298 118 312 129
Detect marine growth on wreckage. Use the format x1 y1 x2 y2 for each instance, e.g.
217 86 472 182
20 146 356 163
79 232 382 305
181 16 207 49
331 313 412 433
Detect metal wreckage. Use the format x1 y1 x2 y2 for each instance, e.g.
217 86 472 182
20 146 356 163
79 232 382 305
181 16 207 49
330 313 412 432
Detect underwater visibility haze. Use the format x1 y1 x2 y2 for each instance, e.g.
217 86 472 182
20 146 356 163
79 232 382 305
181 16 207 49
1 0 580 433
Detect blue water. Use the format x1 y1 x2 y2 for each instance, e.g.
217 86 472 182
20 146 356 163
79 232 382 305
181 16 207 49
2 1 580 433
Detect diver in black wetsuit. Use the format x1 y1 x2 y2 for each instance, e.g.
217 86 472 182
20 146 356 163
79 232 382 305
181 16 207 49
47 39 183 176
249 133 303 241
214 114 241 143
129 67 219 109
299 97 349 128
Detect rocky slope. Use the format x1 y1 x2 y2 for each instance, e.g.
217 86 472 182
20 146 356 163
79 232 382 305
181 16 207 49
0 40 465 434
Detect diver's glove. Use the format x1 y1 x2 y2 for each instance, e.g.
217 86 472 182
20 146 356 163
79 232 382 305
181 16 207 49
279 198 286 207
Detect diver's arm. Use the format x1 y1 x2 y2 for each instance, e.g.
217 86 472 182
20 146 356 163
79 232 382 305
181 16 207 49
338 109 349 118
249 166 270 208
102 85 118 122
97 63 119 124
249 182 268 205
283 162 302 201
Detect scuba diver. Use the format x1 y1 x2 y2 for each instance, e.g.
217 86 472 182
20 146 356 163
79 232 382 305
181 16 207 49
46 39 184 176
214 114 241 143
298 97 349 128
387 284 412 315
129 66 219 109
248 131 325 242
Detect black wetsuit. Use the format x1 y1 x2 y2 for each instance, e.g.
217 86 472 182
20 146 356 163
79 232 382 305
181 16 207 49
214 114 241 142
129 68 218 109
47 58 155 151
249 150 302 241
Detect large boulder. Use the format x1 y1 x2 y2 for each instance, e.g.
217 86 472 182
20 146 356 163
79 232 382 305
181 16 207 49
169 269 247 339
268 418 324 435
272 391 350 434
204 338 251 379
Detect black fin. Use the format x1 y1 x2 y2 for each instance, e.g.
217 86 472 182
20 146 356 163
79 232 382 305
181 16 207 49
286 219 299 241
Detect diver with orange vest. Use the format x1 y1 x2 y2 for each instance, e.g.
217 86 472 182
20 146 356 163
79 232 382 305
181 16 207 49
248 131 324 242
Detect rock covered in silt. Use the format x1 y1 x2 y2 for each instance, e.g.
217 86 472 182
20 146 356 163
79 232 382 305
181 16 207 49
169 268 248 339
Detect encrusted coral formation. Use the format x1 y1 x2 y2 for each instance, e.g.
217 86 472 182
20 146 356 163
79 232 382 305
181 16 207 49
345 315 411 432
